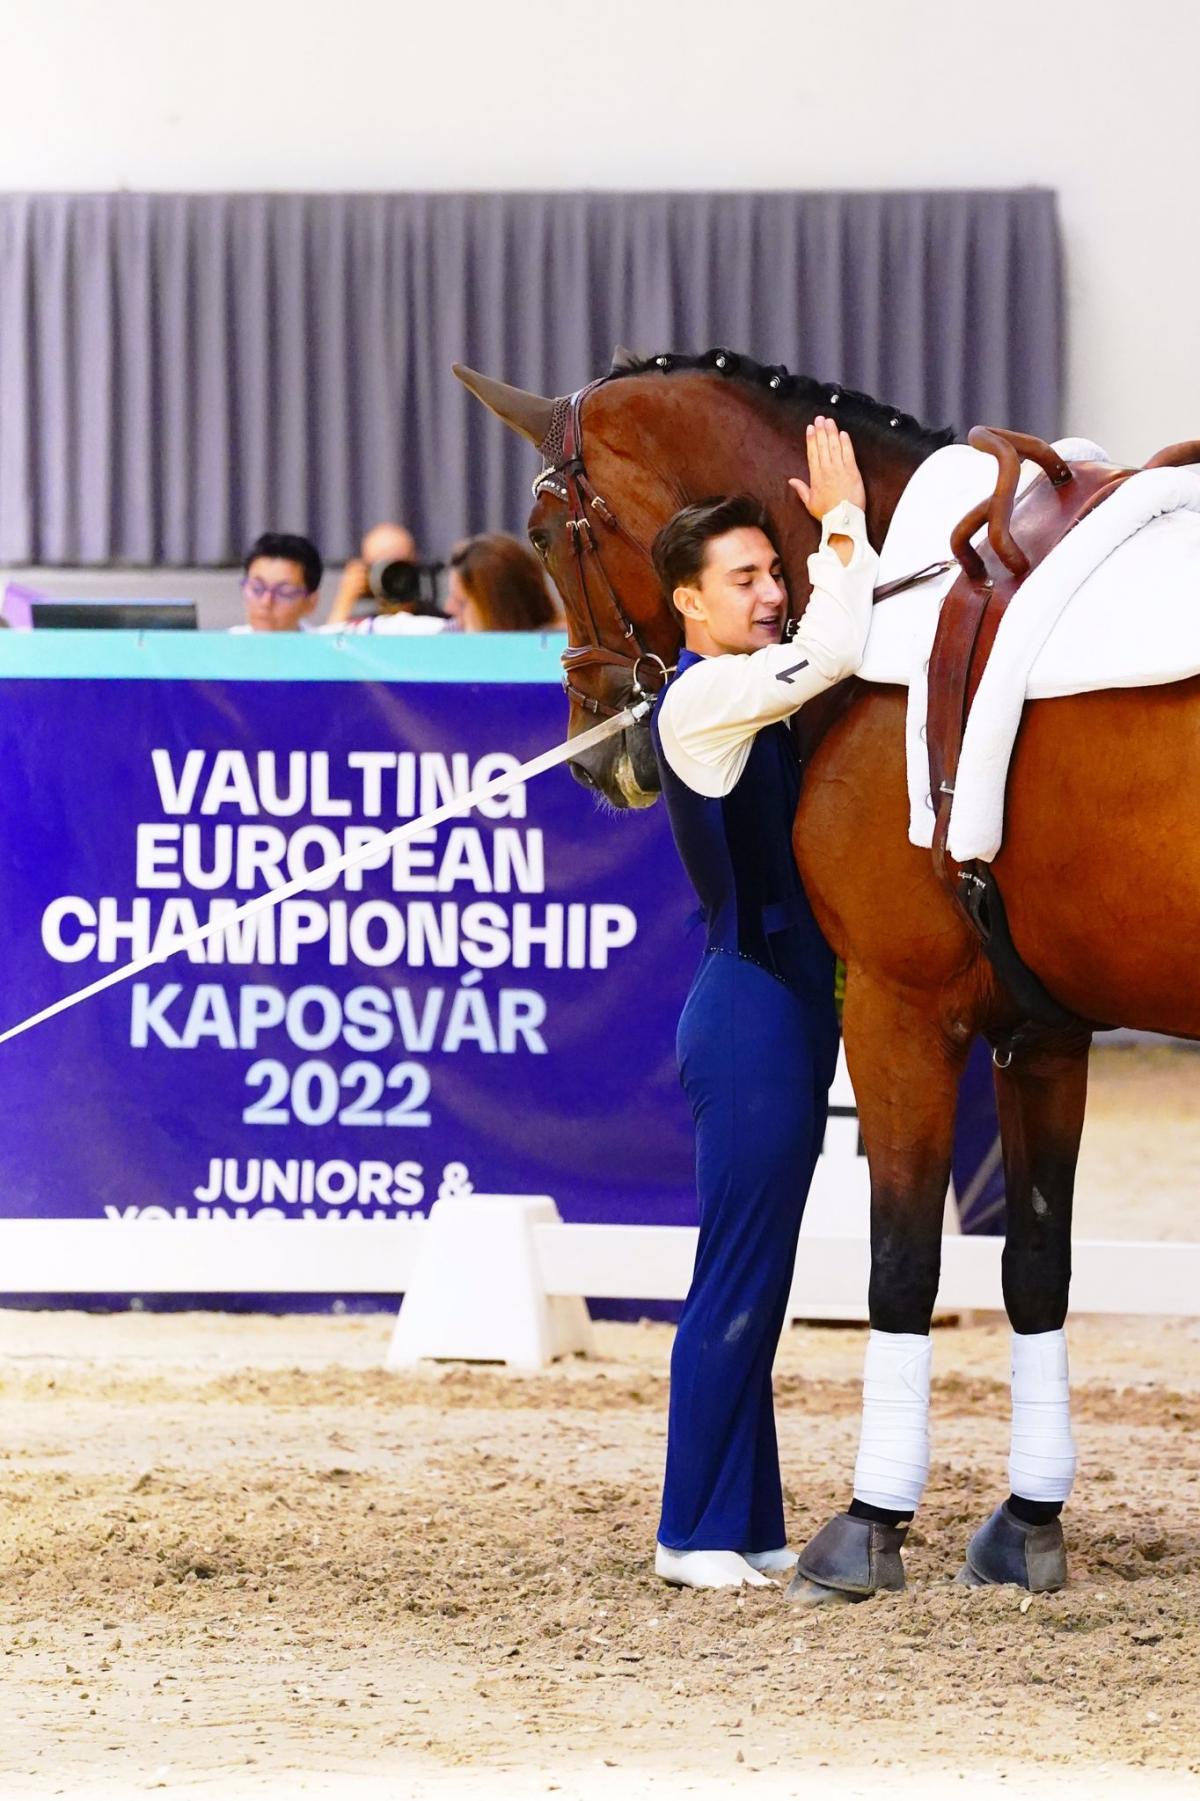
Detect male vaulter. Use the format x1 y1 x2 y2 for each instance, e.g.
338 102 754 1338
650 417 876 1590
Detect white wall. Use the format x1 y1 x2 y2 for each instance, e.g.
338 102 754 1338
2 0 1198 459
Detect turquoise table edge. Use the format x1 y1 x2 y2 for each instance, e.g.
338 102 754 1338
0 629 571 684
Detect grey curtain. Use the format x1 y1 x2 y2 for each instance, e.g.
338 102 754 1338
0 190 1062 567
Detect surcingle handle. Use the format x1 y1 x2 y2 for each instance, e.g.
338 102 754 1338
1142 440 1200 470
951 426 1074 585
985 428 1074 488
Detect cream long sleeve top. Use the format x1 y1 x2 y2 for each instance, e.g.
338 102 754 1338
654 500 880 798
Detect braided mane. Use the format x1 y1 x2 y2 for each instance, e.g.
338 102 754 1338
613 347 956 463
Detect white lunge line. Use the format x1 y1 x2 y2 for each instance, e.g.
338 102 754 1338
0 705 645 1048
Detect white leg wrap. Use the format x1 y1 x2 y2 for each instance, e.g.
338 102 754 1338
852 1330 933 1513
1009 1328 1076 1503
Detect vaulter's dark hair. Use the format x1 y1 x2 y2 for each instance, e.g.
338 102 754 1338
651 495 778 608
242 532 324 594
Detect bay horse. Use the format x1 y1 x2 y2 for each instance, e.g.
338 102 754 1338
456 347 1196 1599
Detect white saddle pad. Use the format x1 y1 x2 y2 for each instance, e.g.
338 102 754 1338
859 441 1200 862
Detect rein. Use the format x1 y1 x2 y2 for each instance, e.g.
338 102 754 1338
534 381 676 718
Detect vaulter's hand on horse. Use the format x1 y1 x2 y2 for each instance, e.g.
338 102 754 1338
789 416 867 567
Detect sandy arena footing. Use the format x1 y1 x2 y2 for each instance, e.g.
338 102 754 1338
2 1045 1200 1797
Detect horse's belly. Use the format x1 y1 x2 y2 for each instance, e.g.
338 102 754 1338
997 679 1200 1036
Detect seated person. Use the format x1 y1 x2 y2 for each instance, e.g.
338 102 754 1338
232 533 322 633
324 521 442 635
443 534 562 632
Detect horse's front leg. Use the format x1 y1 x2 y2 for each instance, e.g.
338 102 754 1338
958 1027 1089 1592
788 972 968 1606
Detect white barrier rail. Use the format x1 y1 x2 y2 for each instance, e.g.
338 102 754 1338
2 1218 1198 1321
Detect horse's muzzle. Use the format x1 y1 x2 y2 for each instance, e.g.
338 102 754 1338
568 722 660 810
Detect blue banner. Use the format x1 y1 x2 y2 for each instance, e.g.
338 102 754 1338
0 647 698 1267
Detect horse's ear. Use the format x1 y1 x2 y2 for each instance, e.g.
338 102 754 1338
453 364 557 448
609 344 643 374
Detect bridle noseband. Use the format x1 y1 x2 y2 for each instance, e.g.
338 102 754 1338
533 379 677 719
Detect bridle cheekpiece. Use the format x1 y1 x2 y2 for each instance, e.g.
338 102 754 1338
533 379 676 718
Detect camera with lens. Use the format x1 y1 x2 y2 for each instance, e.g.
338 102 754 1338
367 558 446 617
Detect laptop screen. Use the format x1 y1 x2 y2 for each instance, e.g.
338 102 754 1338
29 600 198 631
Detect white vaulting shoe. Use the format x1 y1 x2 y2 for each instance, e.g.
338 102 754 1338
743 1546 799 1575
655 1545 773 1589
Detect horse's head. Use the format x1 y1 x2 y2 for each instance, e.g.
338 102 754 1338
454 355 687 809
454 349 947 808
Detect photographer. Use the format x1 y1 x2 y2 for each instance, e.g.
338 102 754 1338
324 521 446 636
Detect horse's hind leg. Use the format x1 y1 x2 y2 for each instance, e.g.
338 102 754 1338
788 972 968 1605
959 1027 1090 1592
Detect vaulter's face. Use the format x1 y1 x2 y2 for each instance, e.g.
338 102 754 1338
677 527 787 657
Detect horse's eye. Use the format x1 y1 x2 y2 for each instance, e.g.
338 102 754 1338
529 532 551 566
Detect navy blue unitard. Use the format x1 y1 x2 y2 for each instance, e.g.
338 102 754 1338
652 649 840 1553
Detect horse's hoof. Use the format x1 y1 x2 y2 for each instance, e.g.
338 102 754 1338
962 1503 1067 1592
787 1512 908 1604
784 1574 862 1607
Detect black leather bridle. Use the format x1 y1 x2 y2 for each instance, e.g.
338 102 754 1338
533 380 677 719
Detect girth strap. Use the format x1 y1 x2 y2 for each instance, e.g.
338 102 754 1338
926 426 1134 1030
